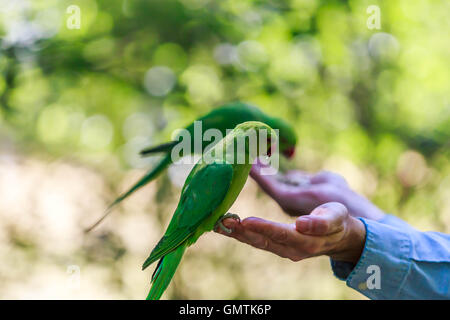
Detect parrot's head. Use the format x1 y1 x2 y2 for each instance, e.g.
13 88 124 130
233 121 278 159
265 117 297 159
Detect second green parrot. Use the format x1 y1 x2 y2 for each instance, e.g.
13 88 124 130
86 102 296 232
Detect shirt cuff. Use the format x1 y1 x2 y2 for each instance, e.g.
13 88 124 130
330 217 412 299
378 214 414 230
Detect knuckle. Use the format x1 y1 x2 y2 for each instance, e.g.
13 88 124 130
273 229 288 242
255 238 270 250
335 202 348 214
263 238 270 249
317 170 333 180
313 171 348 186
313 219 329 233
322 171 340 180
305 243 321 255
278 252 289 259
327 202 348 218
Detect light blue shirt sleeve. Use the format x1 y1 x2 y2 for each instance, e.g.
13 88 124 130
330 214 450 299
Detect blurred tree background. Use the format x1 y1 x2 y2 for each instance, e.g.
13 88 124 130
0 0 449 299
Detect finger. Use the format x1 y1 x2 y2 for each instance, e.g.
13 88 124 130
217 218 295 259
240 217 304 246
219 217 329 260
241 217 326 259
213 218 242 236
286 170 310 177
296 202 347 236
250 167 287 199
284 171 312 186
310 171 348 187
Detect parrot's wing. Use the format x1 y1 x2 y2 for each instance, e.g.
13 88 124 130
142 161 233 270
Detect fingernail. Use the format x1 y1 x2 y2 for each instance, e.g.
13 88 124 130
297 217 312 233
215 226 230 236
223 219 236 229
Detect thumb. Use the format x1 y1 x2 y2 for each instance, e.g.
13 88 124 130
295 202 347 236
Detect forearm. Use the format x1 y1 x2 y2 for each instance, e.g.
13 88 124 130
340 189 385 221
331 218 450 299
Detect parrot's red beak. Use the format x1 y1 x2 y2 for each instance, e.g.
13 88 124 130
282 147 295 159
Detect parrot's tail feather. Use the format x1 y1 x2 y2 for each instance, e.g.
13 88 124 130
84 155 172 233
151 258 164 281
146 244 186 300
140 141 178 157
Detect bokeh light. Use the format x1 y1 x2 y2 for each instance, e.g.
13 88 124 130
0 0 449 300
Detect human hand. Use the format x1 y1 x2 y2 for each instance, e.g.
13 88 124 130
216 202 366 264
250 161 384 220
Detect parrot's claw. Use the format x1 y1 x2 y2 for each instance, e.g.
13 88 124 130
215 213 241 234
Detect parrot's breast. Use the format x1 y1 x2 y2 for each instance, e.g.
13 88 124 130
187 163 252 245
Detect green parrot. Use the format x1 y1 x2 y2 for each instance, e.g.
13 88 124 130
85 102 296 232
143 121 278 300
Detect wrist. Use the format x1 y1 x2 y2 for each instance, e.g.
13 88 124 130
341 190 385 221
329 216 366 264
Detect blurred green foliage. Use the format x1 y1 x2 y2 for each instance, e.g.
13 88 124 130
0 0 449 299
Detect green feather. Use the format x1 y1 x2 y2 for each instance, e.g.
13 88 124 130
147 244 186 300
140 141 178 156
84 155 172 232
88 102 296 231
142 121 278 299
142 160 234 270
